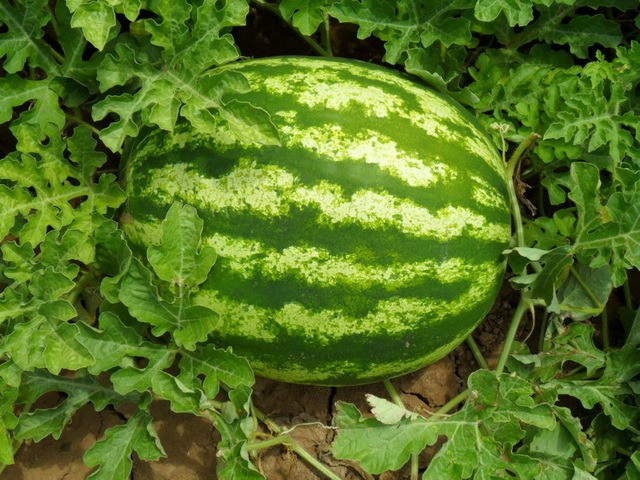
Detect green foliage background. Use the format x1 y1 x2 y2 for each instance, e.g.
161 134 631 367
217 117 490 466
1 0 639 479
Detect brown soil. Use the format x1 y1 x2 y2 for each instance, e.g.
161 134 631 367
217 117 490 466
4 284 521 480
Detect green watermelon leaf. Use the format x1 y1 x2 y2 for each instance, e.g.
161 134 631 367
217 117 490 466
329 0 476 64
89 0 279 152
278 0 332 36
0 379 19 466
12 369 142 442
473 0 557 27
83 410 165 480
333 370 556 477
118 258 219 350
147 203 217 288
510 323 606 382
212 385 264 480
118 202 220 350
0 0 61 74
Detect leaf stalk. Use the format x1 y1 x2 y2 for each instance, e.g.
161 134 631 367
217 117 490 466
506 132 541 249
383 379 404 407
247 433 342 480
466 336 490 370
496 297 531 375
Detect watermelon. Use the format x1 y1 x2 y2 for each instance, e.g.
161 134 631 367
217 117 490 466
120 56 511 386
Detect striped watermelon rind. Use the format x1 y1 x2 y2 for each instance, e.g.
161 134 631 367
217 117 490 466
121 56 511 386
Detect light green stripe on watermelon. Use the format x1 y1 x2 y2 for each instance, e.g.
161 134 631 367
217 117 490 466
231 56 504 175
139 162 509 242
192 260 500 344
278 124 457 189
122 219 496 289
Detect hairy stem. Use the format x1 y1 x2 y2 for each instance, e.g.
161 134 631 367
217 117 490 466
383 379 404 407
506 132 541 249
466 336 490 370
537 310 549 352
253 405 283 435
383 379 418 480
601 306 610 351
320 13 333 56
623 276 633 309
496 297 531 375
410 453 419 480
67 114 102 137
432 389 470 417
247 434 342 480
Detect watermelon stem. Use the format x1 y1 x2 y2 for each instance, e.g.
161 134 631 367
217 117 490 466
383 379 404 407
410 453 419 480
495 297 532 375
320 13 333 57
67 113 102 137
466 335 490 370
253 404 283 435
382 379 420 480
247 434 342 480
435 389 471 416
252 405 343 479
506 133 541 249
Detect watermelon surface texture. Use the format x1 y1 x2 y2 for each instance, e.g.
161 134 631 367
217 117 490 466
120 56 512 386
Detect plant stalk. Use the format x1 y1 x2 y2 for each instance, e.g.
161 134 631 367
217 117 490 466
247 434 342 480
410 452 419 480
506 132 541 249
623 276 633 308
320 13 333 56
253 405 283 434
433 389 470 417
601 306 610 351
466 336 490 370
537 310 549 353
496 297 531 375
383 379 419 480
383 379 404 407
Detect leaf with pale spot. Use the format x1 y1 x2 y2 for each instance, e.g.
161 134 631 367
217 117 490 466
333 370 555 477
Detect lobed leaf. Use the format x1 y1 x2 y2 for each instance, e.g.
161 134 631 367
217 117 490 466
279 0 332 36
0 379 19 466
333 370 558 477
66 0 142 50
0 125 125 247
510 323 606 382
84 410 165 480
118 258 219 350
214 386 265 480
12 369 141 442
0 0 60 74
147 203 217 288
90 0 275 152
0 76 66 137
329 0 476 64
